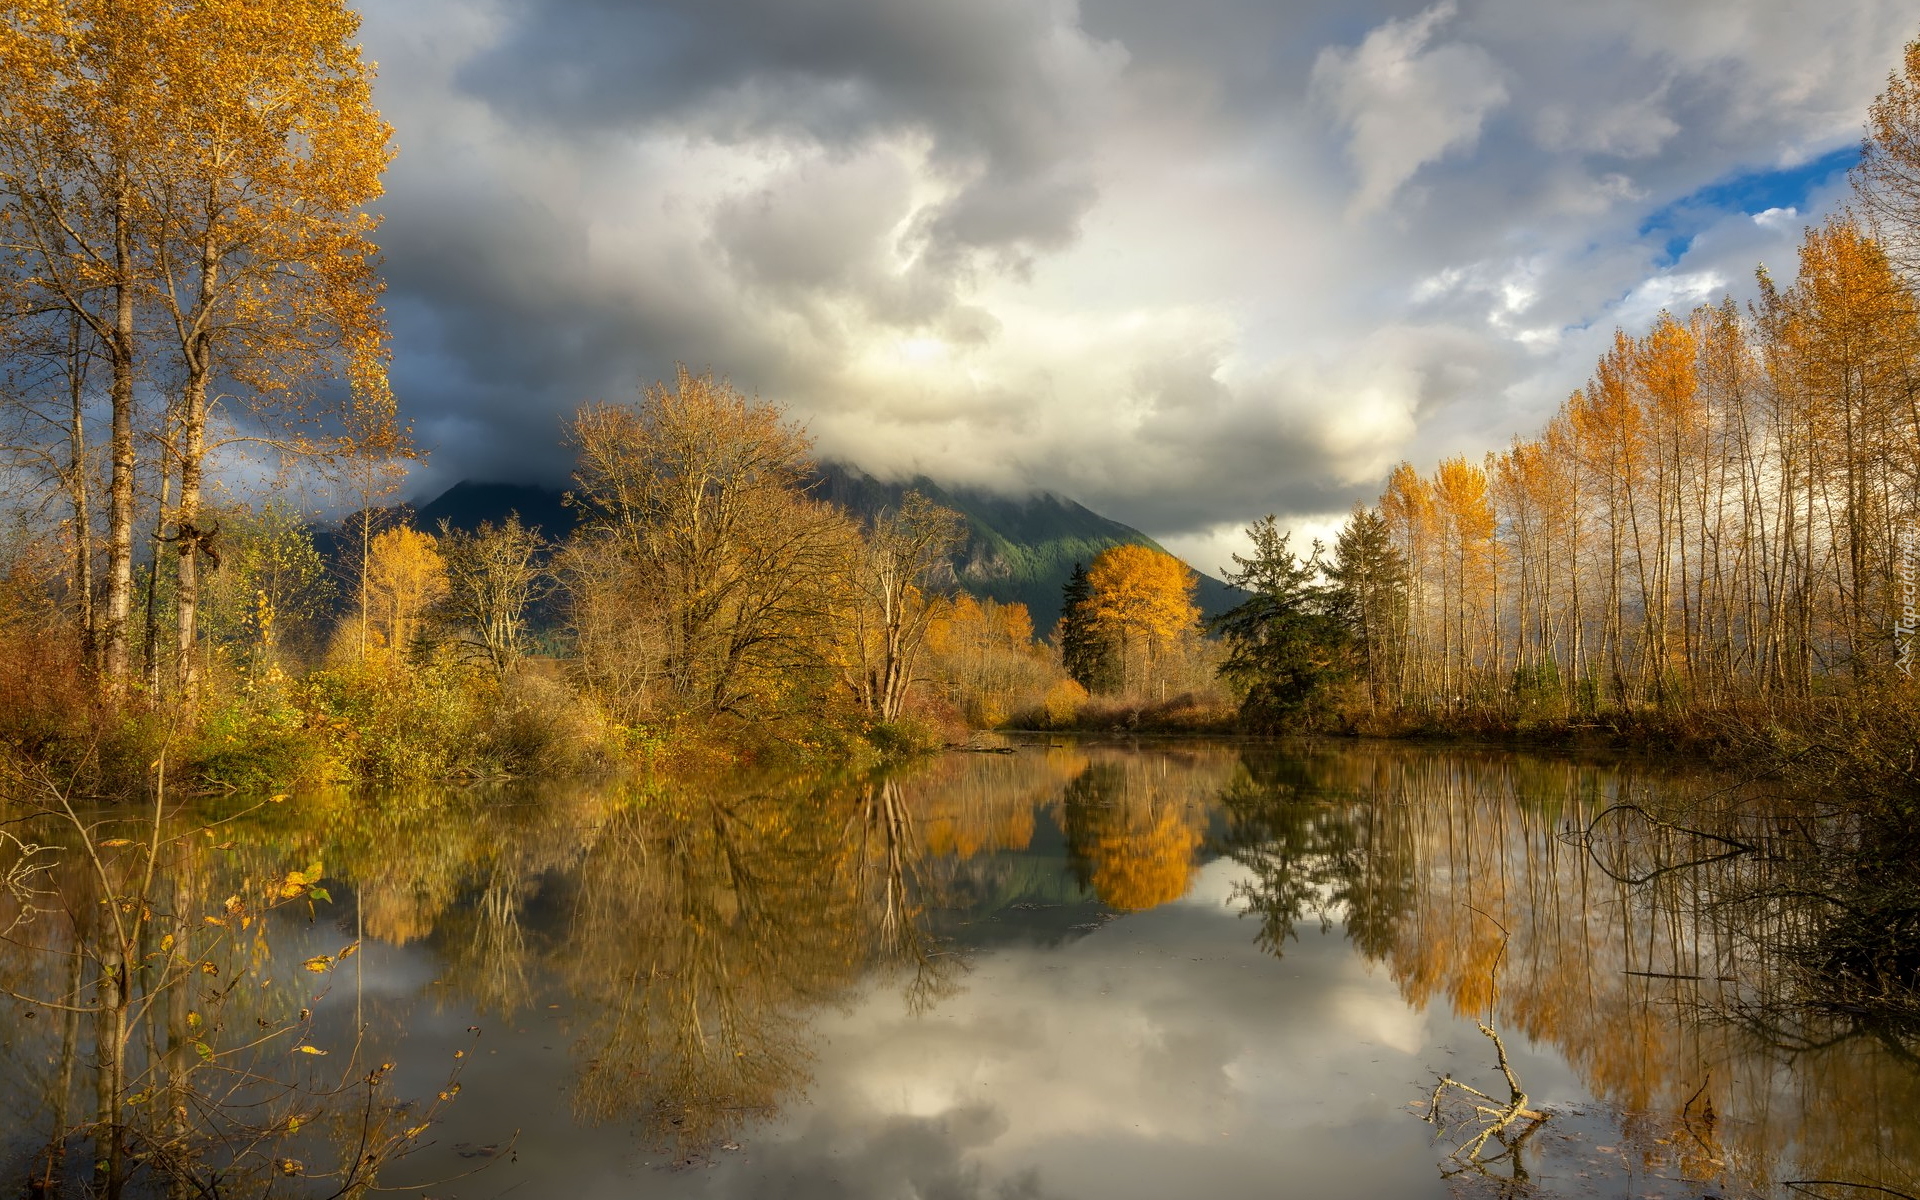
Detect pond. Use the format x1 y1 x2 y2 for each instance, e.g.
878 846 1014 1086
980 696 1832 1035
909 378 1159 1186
1 738 1916 1198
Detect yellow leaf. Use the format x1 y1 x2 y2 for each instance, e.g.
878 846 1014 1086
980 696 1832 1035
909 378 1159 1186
294 1045 327 1056
98 838 134 848
302 956 333 973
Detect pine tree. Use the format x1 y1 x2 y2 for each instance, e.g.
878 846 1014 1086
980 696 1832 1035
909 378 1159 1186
1325 505 1409 713
1058 562 1117 693
1214 516 1347 731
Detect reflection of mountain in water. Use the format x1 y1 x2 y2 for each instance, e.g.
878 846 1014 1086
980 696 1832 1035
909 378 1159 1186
4 743 1917 1197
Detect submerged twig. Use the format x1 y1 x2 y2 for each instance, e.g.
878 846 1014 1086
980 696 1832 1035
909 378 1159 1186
1424 1020 1547 1163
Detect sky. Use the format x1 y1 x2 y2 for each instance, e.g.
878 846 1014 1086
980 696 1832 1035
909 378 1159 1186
356 0 1917 576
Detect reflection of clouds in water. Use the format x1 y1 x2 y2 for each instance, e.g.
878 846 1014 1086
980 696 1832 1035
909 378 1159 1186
1172 855 1250 910
692 896 1446 1200
690 1107 1058 1200
1326 978 1430 1056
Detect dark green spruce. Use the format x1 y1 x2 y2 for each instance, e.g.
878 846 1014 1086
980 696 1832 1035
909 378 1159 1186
1058 562 1119 694
1213 517 1349 730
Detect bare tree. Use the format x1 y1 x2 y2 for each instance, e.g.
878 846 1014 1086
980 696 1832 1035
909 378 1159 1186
438 514 548 673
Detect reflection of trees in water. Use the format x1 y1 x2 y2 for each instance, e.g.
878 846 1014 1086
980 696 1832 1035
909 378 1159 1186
1213 750 1418 961
1059 750 1226 912
558 782 860 1159
1217 745 1920 1197
0 796 463 1199
849 778 961 1014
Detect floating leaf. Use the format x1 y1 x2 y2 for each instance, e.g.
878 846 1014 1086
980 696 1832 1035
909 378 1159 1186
98 838 134 848
294 1045 327 1056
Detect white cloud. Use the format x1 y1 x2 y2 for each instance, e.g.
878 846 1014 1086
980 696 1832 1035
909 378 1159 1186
351 0 1914 558
1310 2 1510 216
1533 90 1680 158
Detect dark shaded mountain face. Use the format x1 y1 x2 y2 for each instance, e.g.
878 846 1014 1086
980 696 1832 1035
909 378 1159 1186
807 464 1238 629
396 468 1236 632
413 481 578 539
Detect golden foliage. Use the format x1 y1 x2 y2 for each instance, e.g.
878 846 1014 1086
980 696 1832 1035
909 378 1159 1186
1088 804 1202 911
1084 544 1201 696
363 528 447 658
568 368 855 720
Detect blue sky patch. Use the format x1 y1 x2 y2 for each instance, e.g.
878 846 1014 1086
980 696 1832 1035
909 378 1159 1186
1639 144 1861 265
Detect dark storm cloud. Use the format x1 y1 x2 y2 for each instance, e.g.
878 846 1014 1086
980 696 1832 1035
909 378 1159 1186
460 0 1117 269
353 0 1917 559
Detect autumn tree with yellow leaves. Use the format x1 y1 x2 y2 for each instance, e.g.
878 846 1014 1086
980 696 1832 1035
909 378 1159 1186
568 368 862 722
1082 544 1201 697
362 527 447 658
0 0 394 698
142 0 392 700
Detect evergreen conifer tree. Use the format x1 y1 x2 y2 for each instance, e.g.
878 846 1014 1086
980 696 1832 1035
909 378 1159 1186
1214 517 1347 730
1325 505 1409 713
1058 562 1118 692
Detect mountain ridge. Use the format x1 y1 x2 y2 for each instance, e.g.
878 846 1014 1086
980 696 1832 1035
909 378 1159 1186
405 466 1237 630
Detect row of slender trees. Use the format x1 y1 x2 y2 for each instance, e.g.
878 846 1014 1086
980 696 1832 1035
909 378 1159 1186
1310 37 1920 720
0 0 403 700
1365 210 1917 715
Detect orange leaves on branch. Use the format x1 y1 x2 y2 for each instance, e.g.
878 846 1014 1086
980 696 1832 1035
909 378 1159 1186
1082 544 1200 698
363 527 447 657
1084 545 1199 654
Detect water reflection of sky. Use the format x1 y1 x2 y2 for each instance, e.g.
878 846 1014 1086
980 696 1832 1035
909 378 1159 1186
7 744 1915 1199
373 853 1602 1200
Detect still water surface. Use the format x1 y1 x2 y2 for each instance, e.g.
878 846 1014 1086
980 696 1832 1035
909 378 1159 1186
3 738 1916 1198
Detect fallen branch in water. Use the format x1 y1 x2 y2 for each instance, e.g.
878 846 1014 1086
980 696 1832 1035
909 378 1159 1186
1425 1020 1548 1163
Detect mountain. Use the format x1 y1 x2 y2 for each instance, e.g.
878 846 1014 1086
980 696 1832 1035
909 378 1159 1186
413 480 578 539
398 468 1238 631
805 464 1238 628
